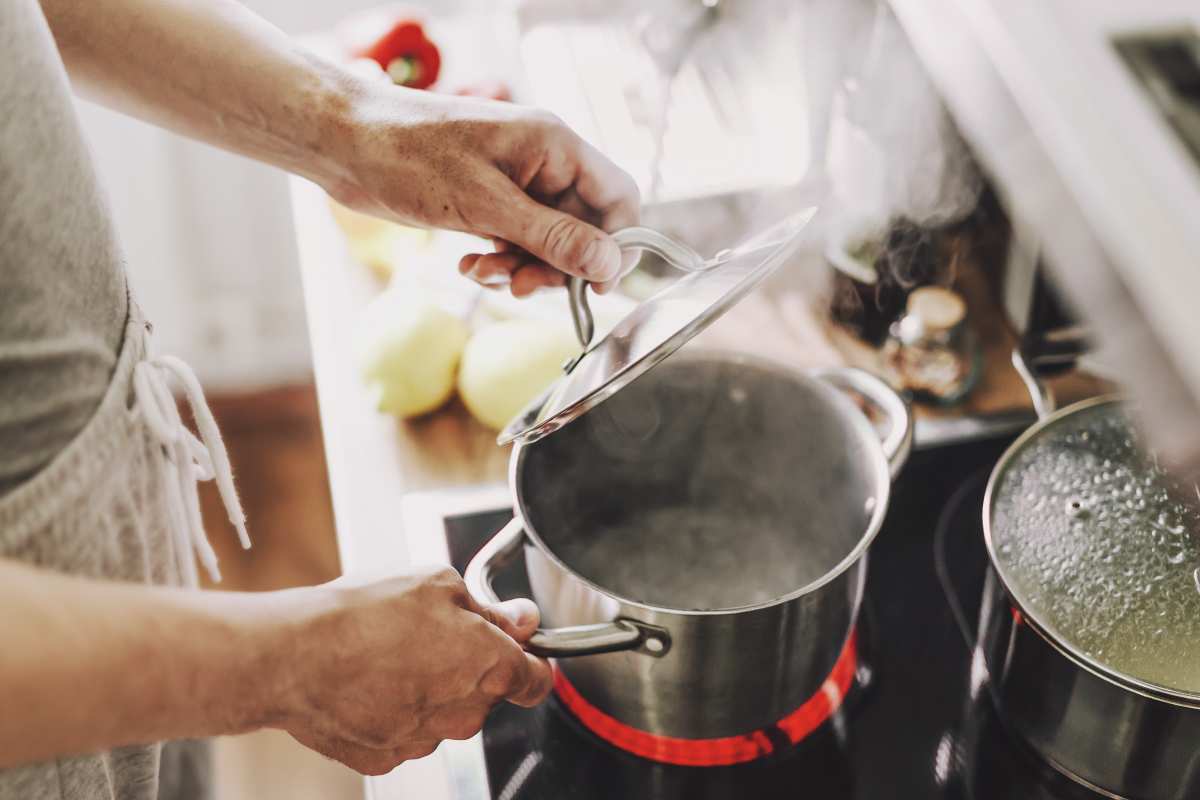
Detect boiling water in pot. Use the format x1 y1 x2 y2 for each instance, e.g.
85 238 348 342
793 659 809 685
519 357 879 612
991 404 1200 693
571 505 843 609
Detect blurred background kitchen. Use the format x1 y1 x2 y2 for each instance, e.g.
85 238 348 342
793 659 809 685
76 0 1200 797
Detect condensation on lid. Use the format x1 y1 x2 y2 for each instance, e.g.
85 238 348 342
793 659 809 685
988 399 1200 696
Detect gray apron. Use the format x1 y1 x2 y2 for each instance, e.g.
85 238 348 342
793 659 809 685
0 299 249 800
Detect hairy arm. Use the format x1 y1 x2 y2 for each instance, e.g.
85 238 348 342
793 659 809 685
0 558 283 767
0 558 551 774
41 0 356 190
40 0 639 295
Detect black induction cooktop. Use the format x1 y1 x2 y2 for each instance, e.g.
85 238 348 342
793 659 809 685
435 439 1104 799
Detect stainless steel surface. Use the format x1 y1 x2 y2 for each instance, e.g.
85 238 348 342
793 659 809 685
810 366 913 478
463 517 664 657
980 396 1200 797
1012 270 1090 420
470 351 910 738
567 278 594 351
499 208 815 446
980 567 1200 799
1011 348 1056 420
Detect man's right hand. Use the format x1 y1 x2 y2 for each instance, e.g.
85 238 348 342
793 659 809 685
271 567 553 775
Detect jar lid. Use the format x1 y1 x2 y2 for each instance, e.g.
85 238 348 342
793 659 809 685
497 209 816 446
986 398 1200 699
905 286 965 333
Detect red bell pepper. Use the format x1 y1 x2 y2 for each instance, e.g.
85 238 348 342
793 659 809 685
359 20 441 90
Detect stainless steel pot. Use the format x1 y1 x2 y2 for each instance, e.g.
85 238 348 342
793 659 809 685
979 353 1200 798
978 565 1200 799
466 351 911 740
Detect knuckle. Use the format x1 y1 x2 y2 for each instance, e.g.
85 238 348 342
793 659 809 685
360 722 396 750
418 566 466 598
430 565 462 585
434 707 490 741
624 173 642 205
480 655 519 697
534 673 554 703
356 760 389 777
540 216 584 265
468 613 506 645
530 109 564 131
449 715 486 741
468 707 490 733
348 751 399 777
447 724 477 742
404 739 441 761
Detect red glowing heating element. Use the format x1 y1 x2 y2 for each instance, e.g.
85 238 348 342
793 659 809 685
553 630 859 767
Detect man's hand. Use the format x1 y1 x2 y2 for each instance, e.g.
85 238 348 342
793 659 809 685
274 567 553 775
328 86 640 297
0 558 550 774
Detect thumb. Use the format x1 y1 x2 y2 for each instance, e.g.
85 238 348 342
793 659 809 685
481 598 541 643
493 193 622 282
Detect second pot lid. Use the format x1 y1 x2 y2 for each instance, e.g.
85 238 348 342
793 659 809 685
498 208 816 446
986 398 1200 700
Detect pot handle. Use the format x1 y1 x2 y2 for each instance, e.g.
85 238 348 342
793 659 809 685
463 518 664 658
812 367 913 478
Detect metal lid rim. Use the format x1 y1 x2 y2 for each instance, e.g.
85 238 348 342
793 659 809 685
982 394 1200 706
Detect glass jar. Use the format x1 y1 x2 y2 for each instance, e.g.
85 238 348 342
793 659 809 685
883 286 980 405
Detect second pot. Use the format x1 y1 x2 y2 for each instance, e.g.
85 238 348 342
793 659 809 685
981 395 1200 798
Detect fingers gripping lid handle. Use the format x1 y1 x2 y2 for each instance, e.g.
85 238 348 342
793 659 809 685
567 227 706 349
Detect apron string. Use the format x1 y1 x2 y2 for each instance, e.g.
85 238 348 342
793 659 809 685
133 354 251 583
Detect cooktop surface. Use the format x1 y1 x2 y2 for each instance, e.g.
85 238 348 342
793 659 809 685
423 440 1104 799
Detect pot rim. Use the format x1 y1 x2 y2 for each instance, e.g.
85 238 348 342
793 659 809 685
508 350 893 617
983 394 1200 709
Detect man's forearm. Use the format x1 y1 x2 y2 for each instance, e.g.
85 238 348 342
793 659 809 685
0 556 557 776
0 558 297 768
40 0 641 301
40 0 359 189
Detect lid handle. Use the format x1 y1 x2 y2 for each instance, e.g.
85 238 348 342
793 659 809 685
568 227 707 349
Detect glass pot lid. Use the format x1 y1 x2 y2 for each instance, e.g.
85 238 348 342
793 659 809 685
986 398 1200 698
498 208 816 446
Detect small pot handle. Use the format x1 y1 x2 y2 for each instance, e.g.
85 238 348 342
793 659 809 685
463 518 662 658
812 367 913 478
1011 325 1087 421
567 227 706 349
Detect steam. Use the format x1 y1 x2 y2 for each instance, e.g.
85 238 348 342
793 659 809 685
824 3 983 256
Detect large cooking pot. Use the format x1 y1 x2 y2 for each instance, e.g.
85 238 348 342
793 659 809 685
979 355 1200 798
465 351 911 752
